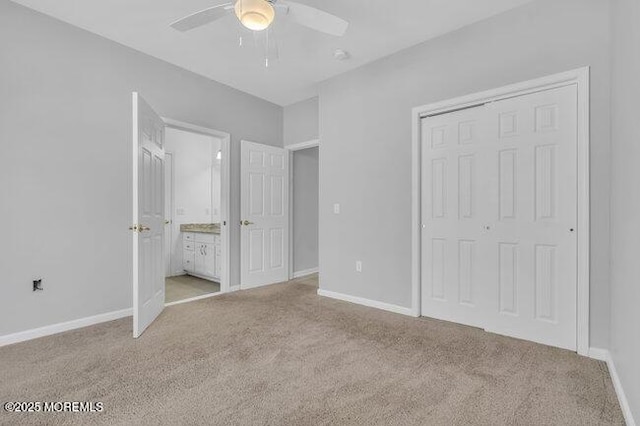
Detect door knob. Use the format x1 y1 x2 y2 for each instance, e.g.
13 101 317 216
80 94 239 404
139 225 151 232
242 220 254 226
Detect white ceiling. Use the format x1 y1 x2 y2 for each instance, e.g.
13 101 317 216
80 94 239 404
11 0 534 105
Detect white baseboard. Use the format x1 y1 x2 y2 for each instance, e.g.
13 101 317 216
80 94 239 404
229 285 241 292
317 289 414 317
587 347 609 361
588 347 636 426
293 268 319 279
0 308 133 348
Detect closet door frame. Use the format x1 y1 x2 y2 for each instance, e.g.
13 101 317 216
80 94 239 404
411 67 590 356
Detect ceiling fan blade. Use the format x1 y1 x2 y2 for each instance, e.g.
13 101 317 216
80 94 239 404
280 1 348 36
170 3 234 32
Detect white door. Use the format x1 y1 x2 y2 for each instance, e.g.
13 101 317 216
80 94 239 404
420 85 578 350
132 92 165 338
482 86 577 350
241 141 289 289
420 106 493 328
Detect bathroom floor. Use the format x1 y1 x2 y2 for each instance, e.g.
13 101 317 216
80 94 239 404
165 275 220 304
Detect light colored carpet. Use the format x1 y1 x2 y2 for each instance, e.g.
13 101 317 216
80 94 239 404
0 275 623 425
165 275 220 303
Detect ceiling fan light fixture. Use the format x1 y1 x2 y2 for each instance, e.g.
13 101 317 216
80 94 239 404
234 0 275 31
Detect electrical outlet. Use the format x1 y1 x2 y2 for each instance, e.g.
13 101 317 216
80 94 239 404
33 279 43 292
355 261 362 272
333 203 341 214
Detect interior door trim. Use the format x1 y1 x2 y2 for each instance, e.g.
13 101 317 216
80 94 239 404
410 67 590 356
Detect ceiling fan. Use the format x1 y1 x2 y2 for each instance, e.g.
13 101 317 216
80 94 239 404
170 0 349 36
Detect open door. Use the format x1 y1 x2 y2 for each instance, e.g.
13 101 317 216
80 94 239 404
132 93 165 338
241 141 289 289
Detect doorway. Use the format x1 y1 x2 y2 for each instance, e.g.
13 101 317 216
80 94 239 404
132 95 231 337
286 139 320 280
163 120 231 305
411 68 590 354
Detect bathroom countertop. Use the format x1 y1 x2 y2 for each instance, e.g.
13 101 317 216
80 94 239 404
180 223 221 234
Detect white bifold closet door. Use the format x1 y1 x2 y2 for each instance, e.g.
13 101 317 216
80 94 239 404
421 85 578 351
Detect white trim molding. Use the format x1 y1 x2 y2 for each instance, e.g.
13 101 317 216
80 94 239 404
317 289 415 317
165 291 223 307
588 348 637 426
0 308 133 348
587 347 609 361
162 118 230 141
411 67 591 356
285 139 320 151
293 267 319 279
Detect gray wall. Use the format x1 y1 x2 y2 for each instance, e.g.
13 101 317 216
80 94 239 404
610 0 640 420
292 147 319 273
0 1 282 336
318 0 612 347
284 97 319 146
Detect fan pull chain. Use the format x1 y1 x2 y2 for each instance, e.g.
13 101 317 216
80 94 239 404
265 28 270 68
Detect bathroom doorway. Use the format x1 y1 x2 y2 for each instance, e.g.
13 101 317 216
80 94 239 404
163 119 230 305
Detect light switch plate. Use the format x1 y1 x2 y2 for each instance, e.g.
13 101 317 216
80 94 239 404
333 203 340 214
356 261 362 272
